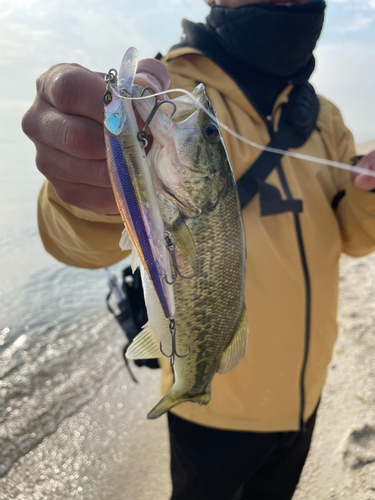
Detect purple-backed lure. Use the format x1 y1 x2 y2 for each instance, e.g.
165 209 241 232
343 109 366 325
103 47 175 320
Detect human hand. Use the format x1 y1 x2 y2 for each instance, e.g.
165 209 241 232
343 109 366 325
22 59 170 215
351 150 375 191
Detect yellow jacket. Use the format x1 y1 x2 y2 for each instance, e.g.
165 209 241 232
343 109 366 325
38 49 375 431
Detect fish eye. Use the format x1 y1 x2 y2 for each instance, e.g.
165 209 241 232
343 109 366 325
202 122 220 144
104 92 112 105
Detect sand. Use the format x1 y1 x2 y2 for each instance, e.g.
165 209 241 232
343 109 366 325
293 253 375 500
356 139 375 156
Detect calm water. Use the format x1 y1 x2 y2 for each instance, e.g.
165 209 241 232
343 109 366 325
0 138 132 477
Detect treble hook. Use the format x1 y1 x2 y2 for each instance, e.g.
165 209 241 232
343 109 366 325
164 231 196 285
160 317 190 367
136 90 177 148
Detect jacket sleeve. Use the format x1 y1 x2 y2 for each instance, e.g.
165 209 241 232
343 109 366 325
38 181 128 269
326 103 375 257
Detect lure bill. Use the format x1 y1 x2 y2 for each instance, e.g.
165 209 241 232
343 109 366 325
103 47 175 320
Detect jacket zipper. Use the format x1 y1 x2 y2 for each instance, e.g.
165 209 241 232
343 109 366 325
276 164 311 432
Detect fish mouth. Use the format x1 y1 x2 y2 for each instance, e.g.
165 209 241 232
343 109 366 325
132 83 206 141
150 143 186 209
161 181 185 208
133 85 192 178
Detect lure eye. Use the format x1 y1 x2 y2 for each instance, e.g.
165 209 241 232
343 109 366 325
104 92 112 105
202 122 220 144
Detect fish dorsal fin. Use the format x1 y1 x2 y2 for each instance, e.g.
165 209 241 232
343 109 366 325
118 47 138 97
125 323 161 360
166 216 196 272
119 227 132 251
218 308 249 374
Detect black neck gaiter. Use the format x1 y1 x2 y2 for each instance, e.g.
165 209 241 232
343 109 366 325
171 0 326 117
207 1 326 79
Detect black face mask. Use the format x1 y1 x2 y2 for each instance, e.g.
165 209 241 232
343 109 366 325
170 1 326 116
206 0 326 79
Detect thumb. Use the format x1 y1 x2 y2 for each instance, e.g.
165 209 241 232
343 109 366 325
135 58 171 97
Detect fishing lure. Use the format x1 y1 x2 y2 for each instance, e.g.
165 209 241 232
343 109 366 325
103 48 175 321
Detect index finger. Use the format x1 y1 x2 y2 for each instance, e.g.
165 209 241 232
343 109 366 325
38 64 106 123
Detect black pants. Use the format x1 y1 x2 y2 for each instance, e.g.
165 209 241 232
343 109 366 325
168 407 318 500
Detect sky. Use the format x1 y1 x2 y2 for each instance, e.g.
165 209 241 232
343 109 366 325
0 0 374 181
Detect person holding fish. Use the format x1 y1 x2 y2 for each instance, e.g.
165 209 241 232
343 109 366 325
22 0 375 499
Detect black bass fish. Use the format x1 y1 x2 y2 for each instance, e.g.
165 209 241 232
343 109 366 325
127 83 249 419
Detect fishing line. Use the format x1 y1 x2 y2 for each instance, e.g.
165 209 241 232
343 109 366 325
113 86 375 180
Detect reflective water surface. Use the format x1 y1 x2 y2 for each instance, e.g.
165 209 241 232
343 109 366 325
0 141 171 499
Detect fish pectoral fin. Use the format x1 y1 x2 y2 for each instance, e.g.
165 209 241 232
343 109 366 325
131 250 141 273
218 308 249 375
119 227 132 251
125 323 161 360
167 216 196 272
119 229 141 274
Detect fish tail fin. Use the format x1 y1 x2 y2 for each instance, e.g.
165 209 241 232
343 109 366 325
147 389 211 420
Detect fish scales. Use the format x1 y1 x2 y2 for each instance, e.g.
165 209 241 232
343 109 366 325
126 81 248 418
172 188 246 391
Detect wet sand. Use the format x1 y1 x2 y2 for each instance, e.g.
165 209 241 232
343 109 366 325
0 365 172 500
